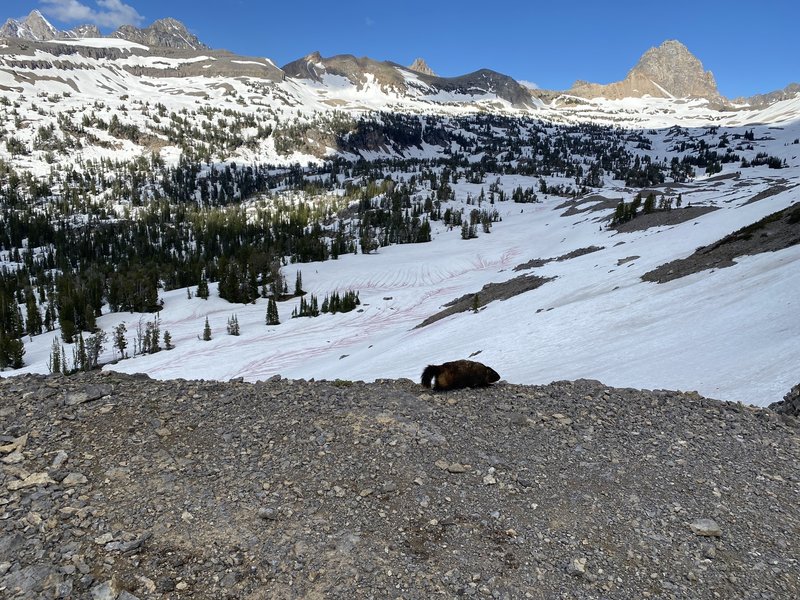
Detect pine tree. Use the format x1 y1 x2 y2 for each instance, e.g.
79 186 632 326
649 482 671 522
163 330 173 350
60 345 69 375
0 333 25 369
113 323 128 359
86 330 107 369
266 298 280 325
48 337 61 374
643 193 656 214
294 270 304 296
227 314 240 336
472 294 481 313
197 276 209 300
24 289 42 337
202 317 212 341
74 333 88 372
614 201 625 224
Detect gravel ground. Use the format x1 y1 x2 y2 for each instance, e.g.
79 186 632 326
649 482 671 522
1 371 798 599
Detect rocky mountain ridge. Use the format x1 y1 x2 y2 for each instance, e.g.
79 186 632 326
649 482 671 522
0 371 797 599
0 10 207 50
281 51 536 108
0 11 795 106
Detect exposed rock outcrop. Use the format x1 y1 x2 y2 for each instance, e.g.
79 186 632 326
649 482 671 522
408 57 436 76
770 383 800 417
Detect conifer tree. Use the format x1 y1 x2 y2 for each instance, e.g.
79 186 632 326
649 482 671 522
227 314 240 336
643 193 656 214
266 298 280 326
113 323 128 359
74 333 88 372
60 346 69 375
163 330 173 350
202 317 212 341
86 330 107 369
48 337 61 374
24 289 42 337
197 276 210 300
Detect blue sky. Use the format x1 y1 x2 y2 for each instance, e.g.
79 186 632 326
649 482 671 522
5 0 799 97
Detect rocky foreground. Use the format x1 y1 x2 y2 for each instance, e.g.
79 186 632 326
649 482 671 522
0 372 798 599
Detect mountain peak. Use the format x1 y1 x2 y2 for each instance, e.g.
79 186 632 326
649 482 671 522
110 17 208 50
570 39 722 102
0 9 58 41
628 39 720 98
408 58 437 77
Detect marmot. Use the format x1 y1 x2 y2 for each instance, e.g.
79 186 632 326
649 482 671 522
420 359 500 391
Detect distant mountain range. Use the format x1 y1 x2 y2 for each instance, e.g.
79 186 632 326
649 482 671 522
0 10 207 50
1 10 796 107
0 7 798 136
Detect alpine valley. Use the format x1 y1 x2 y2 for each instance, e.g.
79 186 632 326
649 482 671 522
0 10 797 406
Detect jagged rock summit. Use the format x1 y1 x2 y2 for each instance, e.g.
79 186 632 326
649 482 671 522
408 57 437 77
0 9 58 41
0 10 207 50
109 17 208 50
570 39 723 102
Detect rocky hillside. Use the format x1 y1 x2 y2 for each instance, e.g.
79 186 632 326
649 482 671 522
282 51 535 108
569 40 724 103
741 83 800 109
1 372 797 599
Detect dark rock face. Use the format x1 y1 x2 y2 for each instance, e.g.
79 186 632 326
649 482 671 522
0 371 798 599
770 383 800 416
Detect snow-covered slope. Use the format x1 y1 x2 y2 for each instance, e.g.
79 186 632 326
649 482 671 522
1 37 799 407
14 157 800 406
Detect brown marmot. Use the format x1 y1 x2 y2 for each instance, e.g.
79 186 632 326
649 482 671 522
420 359 500 391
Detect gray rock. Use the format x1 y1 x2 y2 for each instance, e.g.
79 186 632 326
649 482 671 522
62 472 88 486
90 581 117 600
65 384 112 406
769 383 800 417
690 518 722 537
